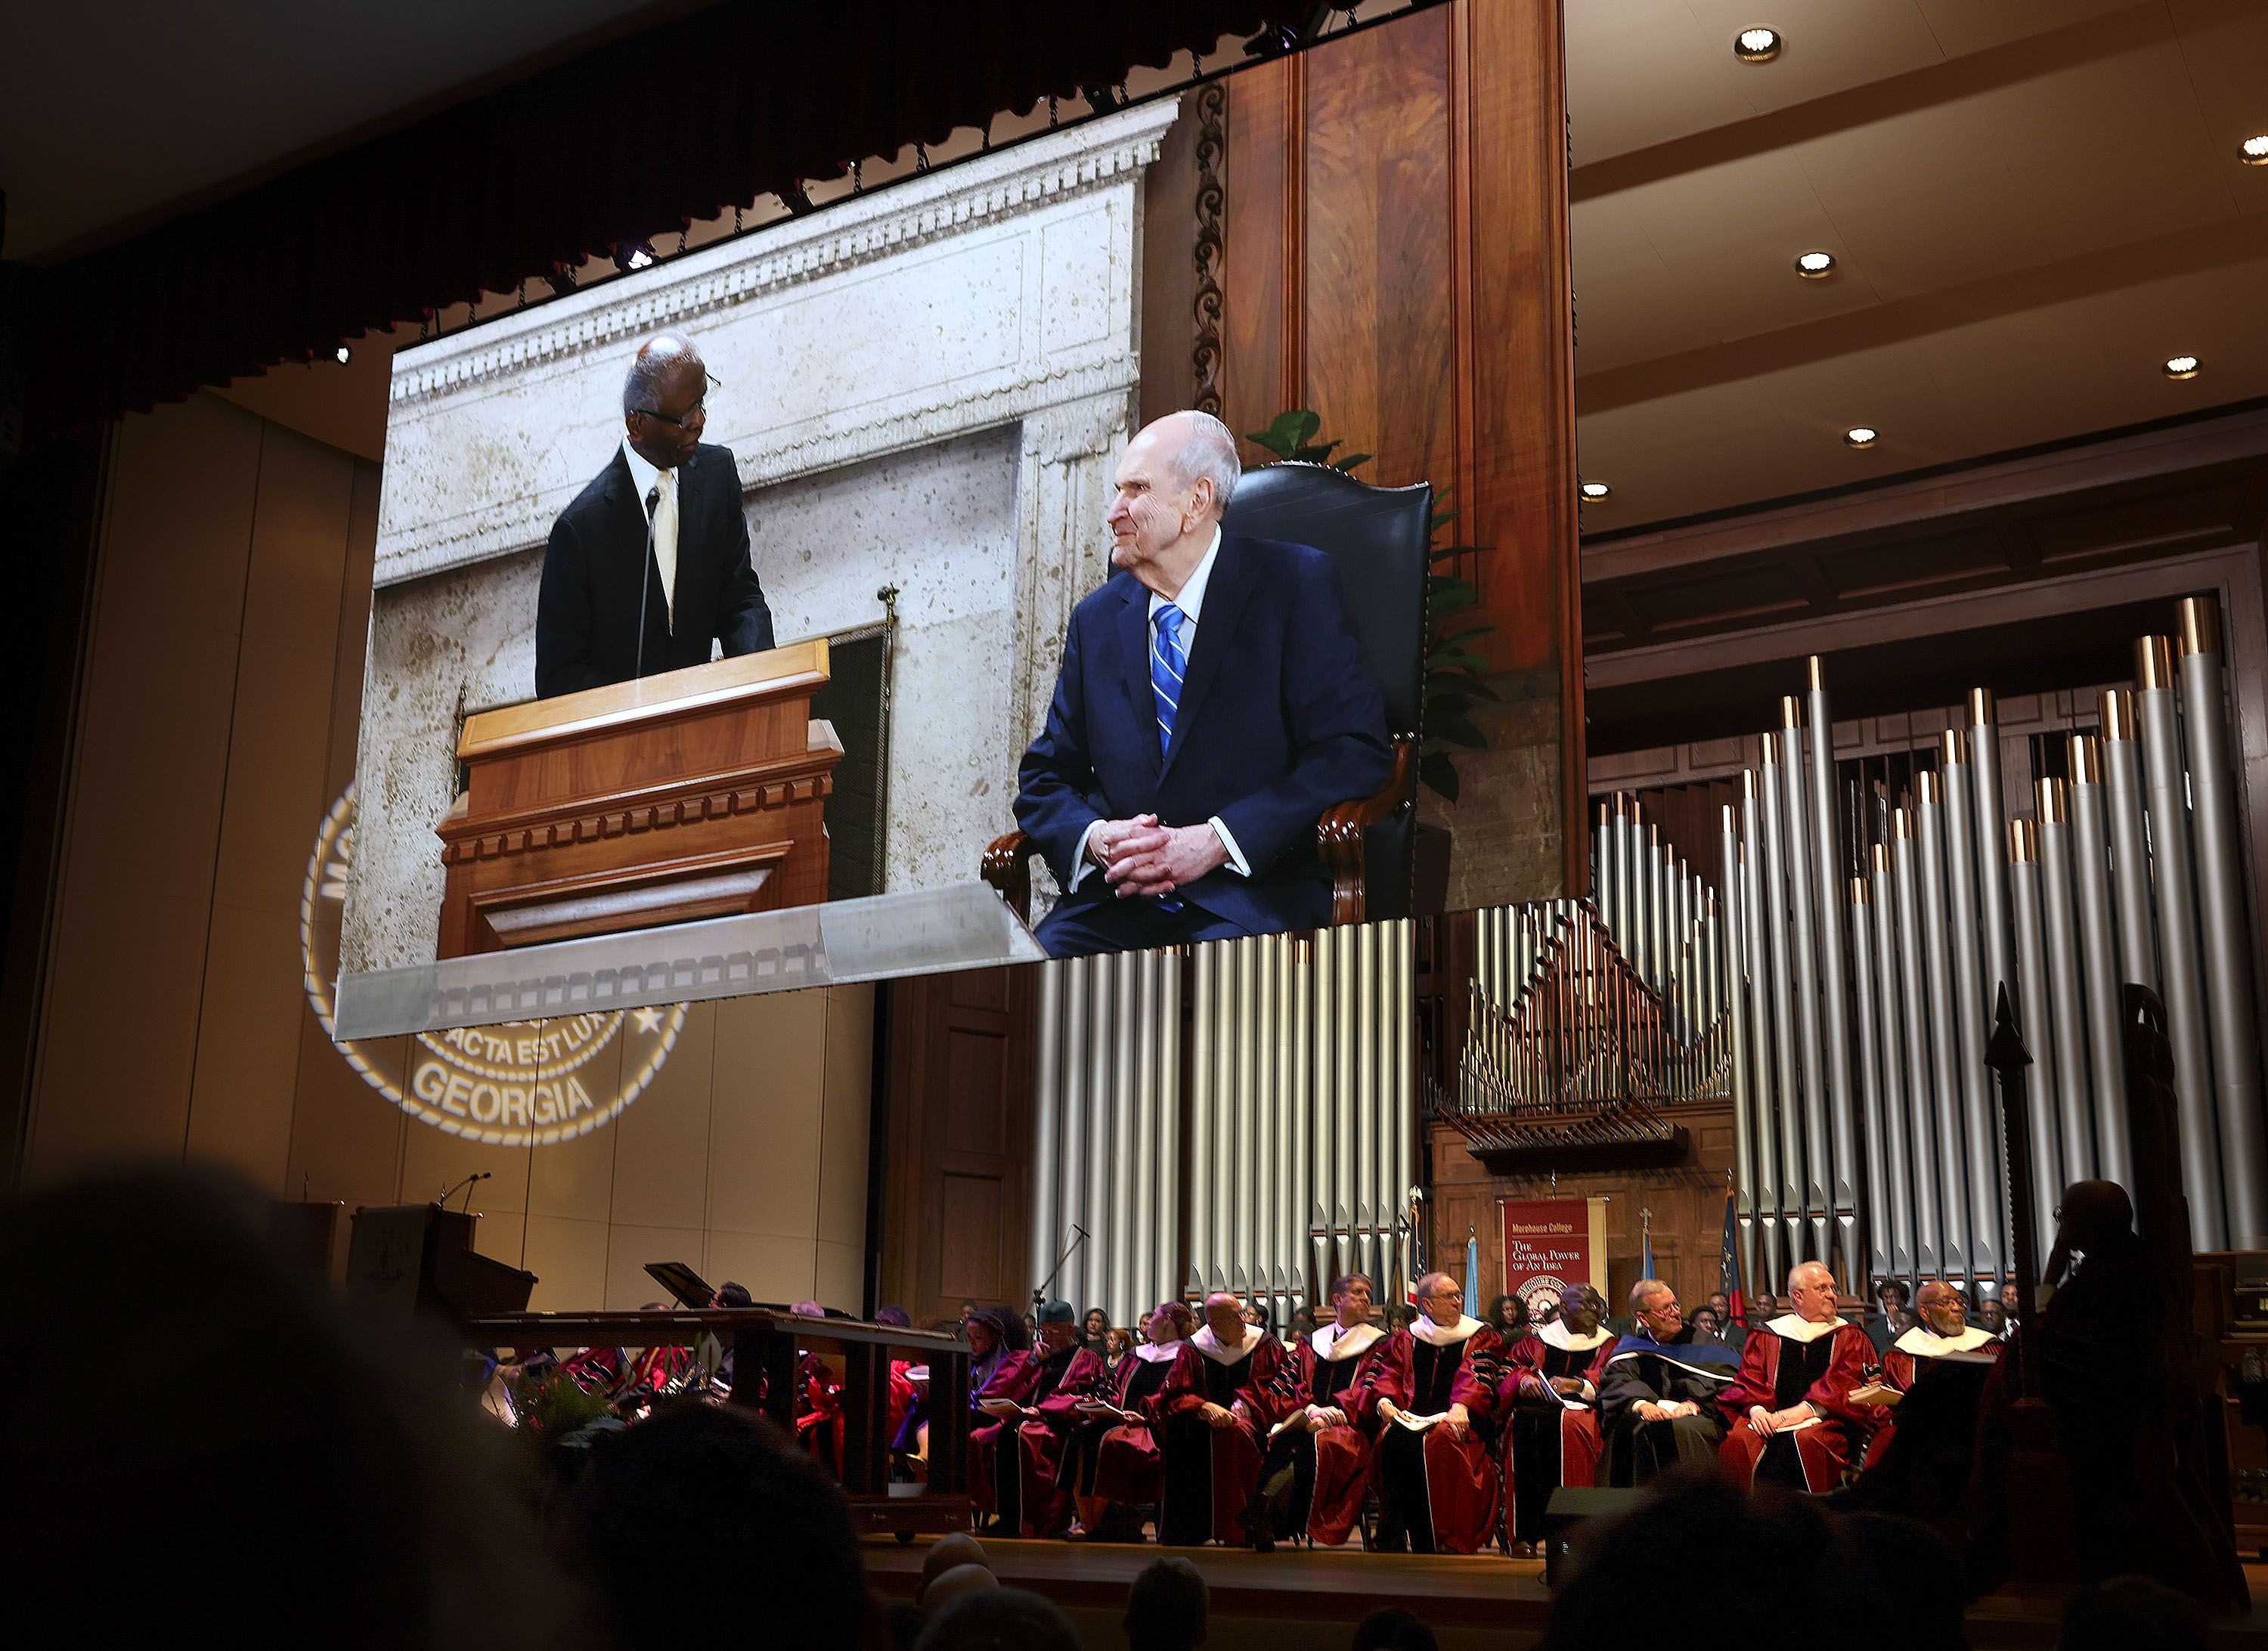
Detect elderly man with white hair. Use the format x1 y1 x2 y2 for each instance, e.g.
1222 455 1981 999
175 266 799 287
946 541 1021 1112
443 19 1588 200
1012 410 1393 958
1717 1260 1873 1493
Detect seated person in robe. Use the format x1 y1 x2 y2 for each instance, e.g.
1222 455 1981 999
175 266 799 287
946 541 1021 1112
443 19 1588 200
1153 1292 1288 1547
981 1299 1107 1538
1071 1301 1193 1540
1596 1278 1737 1485
1839 1278 2000 1542
788 1300 847 1476
1499 1284 1614 1553
1252 1272 1385 1550
1718 1262 1871 1494
962 1307 1034 1521
1362 1271 1505 1555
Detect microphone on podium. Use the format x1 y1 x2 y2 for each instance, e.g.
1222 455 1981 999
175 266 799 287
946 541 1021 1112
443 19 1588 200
437 1171 491 1213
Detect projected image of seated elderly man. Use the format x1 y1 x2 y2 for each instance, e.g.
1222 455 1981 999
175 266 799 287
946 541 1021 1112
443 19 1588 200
1012 411 1393 959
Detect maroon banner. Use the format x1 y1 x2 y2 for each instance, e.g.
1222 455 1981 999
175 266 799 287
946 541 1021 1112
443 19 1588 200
1502 1197 1603 1312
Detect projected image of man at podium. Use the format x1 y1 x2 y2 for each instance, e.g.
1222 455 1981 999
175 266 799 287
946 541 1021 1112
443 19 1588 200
535 331 775 697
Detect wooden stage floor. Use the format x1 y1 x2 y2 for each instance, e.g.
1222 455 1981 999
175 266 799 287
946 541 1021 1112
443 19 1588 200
866 1536 2268 1651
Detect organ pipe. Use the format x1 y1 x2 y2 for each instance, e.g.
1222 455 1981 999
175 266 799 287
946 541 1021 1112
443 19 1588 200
1805 663 1863 1288
2035 780 2096 1190
1892 810 1947 1278
2178 597 2268 1244
1848 876 1893 1282
2065 735 2134 1192
1913 772 1975 1278
2007 821 2064 1263
1936 730 2001 1278
1777 702 1833 1264
2138 635 2226 1251
1870 844 1919 1281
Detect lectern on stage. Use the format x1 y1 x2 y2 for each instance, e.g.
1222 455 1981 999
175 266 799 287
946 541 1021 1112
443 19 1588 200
436 640 842 957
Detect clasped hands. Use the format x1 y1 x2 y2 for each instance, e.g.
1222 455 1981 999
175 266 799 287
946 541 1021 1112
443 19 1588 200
1745 1402 1814 1437
1198 1400 1247 1432
1374 1399 1472 1439
1632 1399 1700 1423
1089 813 1228 900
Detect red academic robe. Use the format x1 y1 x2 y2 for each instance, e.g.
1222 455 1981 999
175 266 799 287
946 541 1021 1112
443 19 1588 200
793 1350 845 1476
1498 1322 1616 1546
1152 1325 1290 1545
887 1358 919 1448
965 1349 1036 1518
1718 1315 1871 1493
1359 1317 1507 1554
1266 1322 1387 1546
1010 1344 1109 1536
1076 1343 1182 1510
1863 1323 2001 1467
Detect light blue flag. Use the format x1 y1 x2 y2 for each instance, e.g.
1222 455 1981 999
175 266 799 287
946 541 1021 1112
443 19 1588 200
1465 1230 1480 1313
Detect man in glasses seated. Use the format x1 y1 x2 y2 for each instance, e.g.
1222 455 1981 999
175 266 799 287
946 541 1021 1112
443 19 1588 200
1596 1279 1737 1487
536 330 775 698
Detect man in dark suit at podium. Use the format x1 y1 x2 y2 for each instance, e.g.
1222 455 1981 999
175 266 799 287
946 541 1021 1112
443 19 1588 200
1014 410 1391 959
535 331 774 698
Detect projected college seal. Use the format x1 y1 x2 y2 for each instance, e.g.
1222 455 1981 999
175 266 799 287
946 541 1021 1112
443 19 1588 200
301 786 685 1147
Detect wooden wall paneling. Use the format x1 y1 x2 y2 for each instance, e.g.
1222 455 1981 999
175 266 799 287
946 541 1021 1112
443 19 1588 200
876 965 1036 1326
1442 0 1582 909
1140 96 1204 429
1219 57 1292 451
1300 3 1455 493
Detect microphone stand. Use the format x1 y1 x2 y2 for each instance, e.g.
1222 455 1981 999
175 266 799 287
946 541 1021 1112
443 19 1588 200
1032 1224 1089 1312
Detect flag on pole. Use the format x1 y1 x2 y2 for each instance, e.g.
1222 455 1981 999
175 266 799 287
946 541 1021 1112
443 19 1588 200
1719 1190 1744 1324
1640 1212 1656 1284
1464 1229 1480 1314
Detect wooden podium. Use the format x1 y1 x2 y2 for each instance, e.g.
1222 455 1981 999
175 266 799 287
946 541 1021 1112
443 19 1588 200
436 640 841 958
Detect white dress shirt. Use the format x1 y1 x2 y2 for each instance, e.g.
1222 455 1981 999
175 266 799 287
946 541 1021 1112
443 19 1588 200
620 438 679 626
1070 525 1251 891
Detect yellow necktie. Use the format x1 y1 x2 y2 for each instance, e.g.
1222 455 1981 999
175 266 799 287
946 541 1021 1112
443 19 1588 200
652 469 680 632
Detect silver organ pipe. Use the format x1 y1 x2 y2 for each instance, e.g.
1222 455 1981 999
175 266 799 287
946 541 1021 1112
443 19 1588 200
2178 599 2268 1245
1723 806 1759 1290
2137 634 2226 1251
2066 734 2134 1192
1892 809 1947 1278
1913 770 1975 1279
2035 779 2096 1190
2007 820 2064 1263
1848 875 1893 1282
1740 770 1786 1283
1870 844 1919 1281
1805 664 1864 1288
1935 729 2000 1279
1758 734 1811 1261
1780 699 1834 1267
2099 689 2160 996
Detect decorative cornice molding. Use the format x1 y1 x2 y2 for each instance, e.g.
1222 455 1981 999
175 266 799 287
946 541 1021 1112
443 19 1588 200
441 773 832 866
388 98 1183 409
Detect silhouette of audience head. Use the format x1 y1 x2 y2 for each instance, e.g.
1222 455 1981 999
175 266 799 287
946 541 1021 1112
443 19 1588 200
1124 1555 1209 1651
2058 1575 2207 1651
1353 1606 1439 1651
916 1584 1080 1651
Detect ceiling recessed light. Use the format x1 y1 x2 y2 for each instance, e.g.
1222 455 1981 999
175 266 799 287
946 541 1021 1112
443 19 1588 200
1794 249 1836 277
1843 426 1879 448
1580 481 1613 500
2242 134 2268 165
333 345 352 365
2163 354 2201 380
1734 27 1783 62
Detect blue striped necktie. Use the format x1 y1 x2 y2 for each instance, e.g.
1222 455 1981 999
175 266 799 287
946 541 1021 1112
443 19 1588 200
1151 602 1187 754
1149 603 1188 911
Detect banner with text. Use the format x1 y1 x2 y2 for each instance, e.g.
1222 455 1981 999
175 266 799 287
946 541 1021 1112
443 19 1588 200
1502 1196 1608 1311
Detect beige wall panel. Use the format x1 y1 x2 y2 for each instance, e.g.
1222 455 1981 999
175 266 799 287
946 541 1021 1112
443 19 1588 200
604 1223 708 1310
707 990 826 1237
523 1213 610 1310
237 424 352 652
182 902 305 1189
286 1019 407 1211
609 1002 717 1231
525 1027 623 1222
816 1238 865 1316
816 986 874 1251
99 396 259 637
705 1230 819 1305
209 637 344 919
469 1206 526 1271
28 884 210 1176
398 1114 531 1215
64 597 241 907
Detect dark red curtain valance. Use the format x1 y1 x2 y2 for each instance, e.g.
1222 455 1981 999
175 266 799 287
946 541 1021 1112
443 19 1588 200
11 1 1270 451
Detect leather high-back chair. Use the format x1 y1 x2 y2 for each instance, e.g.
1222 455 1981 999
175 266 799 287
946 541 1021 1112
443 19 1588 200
1222 460 1431 922
981 458 1431 928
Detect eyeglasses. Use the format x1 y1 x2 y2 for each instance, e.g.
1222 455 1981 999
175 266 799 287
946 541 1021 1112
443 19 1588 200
1644 1302 1684 1319
634 370 723 429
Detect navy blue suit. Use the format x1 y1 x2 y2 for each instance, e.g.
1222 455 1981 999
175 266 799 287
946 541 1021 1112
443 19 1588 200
1015 530 1392 957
